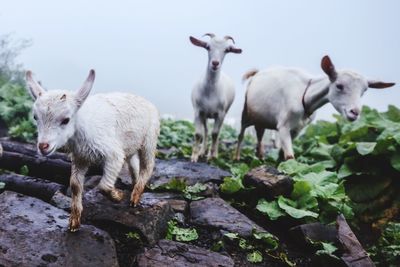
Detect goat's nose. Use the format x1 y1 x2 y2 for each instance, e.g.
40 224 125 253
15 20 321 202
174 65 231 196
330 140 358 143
212 60 220 67
39 142 49 151
350 108 360 117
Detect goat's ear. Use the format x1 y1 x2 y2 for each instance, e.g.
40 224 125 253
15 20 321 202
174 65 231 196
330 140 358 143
189 36 208 49
321 55 337 82
227 46 242 54
25 71 45 100
368 80 395 89
75 69 95 108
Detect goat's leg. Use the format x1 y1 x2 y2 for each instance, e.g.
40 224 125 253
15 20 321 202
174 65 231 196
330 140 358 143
208 113 225 160
255 126 265 159
191 114 206 162
278 126 295 160
199 120 208 156
69 161 88 232
128 153 140 186
235 124 248 161
98 151 125 202
131 141 156 206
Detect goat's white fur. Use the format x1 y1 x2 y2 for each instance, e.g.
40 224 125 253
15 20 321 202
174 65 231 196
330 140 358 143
26 70 160 232
236 56 395 160
189 33 242 162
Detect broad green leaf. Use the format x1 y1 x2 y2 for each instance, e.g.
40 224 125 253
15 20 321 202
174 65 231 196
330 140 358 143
220 177 243 194
256 199 285 220
277 196 319 219
356 142 377 155
252 231 279 251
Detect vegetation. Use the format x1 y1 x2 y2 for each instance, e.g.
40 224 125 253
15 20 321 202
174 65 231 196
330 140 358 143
166 220 199 242
156 107 400 265
0 34 36 142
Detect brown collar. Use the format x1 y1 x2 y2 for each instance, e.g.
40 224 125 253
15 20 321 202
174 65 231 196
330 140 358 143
302 79 312 118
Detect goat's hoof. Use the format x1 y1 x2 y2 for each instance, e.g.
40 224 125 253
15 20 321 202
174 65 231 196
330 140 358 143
284 155 295 160
109 189 124 202
190 155 198 163
68 217 81 232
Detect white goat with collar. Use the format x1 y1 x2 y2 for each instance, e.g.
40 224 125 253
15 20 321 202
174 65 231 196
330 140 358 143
26 70 160 232
189 33 242 162
235 55 395 160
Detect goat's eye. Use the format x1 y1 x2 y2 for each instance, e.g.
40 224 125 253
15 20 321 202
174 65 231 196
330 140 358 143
336 84 344 91
60 118 70 125
33 115 37 121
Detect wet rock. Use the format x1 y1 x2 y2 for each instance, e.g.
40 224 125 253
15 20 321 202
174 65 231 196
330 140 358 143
337 214 375 267
290 223 338 245
244 165 293 199
148 159 230 187
190 197 264 237
0 173 66 202
0 191 118 267
82 190 174 245
140 192 188 213
136 239 234 267
50 190 71 211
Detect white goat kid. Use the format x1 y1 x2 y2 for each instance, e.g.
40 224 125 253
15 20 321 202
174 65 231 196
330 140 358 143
236 55 395 160
190 33 242 162
26 70 160 232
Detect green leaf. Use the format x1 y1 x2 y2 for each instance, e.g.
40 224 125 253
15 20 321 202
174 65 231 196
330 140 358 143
19 165 29 176
220 177 243 194
247 251 263 263
256 199 285 220
183 183 207 200
166 220 198 242
277 196 319 219
224 232 239 239
252 230 279 251
390 153 400 171
356 142 377 155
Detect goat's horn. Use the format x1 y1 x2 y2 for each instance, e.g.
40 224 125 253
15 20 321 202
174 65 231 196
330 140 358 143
203 33 215 38
224 36 235 44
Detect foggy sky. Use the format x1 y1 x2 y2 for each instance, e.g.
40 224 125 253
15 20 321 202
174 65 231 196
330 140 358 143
1 0 399 125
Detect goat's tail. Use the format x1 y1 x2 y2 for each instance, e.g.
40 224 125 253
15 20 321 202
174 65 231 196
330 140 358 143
242 69 259 83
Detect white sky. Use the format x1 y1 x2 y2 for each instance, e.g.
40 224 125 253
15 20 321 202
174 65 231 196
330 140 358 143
1 0 399 125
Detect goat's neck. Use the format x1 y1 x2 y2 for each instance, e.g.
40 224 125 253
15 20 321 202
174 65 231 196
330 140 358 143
205 64 221 86
304 77 331 115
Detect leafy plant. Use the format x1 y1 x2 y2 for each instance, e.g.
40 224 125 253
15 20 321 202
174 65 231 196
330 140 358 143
257 160 353 223
0 35 36 142
247 250 263 263
166 220 198 242
126 231 141 241
224 230 282 264
369 223 400 267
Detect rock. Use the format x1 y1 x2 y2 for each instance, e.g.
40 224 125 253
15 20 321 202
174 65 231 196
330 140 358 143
82 190 174 245
290 223 338 245
140 192 188 213
0 191 118 267
148 159 230 188
190 197 264 237
244 165 293 199
50 190 72 211
136 239 234 267
0 173 66 202
337 214 375 267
